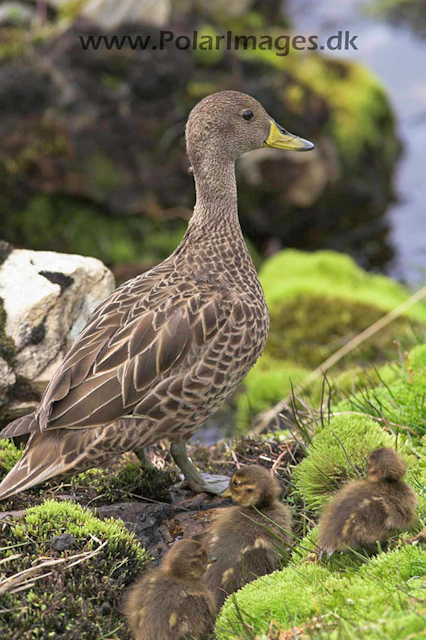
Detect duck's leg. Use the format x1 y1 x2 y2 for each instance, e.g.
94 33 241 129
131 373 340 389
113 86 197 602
134 448 156 471
170 443 230 495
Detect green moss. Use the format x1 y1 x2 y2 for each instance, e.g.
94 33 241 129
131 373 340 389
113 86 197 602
0 499 148 639
73 461 173 504
289 56 397 166
86 153 124 196
5 194 187 267
215 564 334 639
216 545 426 640
336 344 426 438
368 0 426 34
293 414 395 511
260 250 426 369
0 439 23 479
193 25 226 66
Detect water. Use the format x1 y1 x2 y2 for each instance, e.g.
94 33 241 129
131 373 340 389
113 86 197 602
287 0 426 285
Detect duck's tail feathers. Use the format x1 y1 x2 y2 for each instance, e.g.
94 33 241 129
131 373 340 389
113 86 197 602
0 430 68 499
0 413 38 440
0 426 110 500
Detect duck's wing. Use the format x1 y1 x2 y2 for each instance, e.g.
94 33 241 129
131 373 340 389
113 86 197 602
13 268 239 434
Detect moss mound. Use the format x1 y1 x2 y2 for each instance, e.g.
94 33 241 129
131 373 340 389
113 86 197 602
74 462 174 504
261 250 426 368
216 545 426 640
0 438 174 510
236 250 426 432
336 344 426 439
293 414 396 511
0 500 148 639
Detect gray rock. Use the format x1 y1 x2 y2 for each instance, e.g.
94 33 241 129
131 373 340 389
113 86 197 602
0 248 115 419
48 0 172 28
51 533 76 551
0 358 16 407
0 2 36 27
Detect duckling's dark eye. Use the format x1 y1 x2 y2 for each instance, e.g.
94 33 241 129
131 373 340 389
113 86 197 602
242 109 254 121
233 480 239 487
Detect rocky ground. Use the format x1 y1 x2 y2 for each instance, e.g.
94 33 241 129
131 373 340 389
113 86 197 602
0 436 304 564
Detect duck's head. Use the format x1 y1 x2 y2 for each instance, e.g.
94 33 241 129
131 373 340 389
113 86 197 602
186 90 314 169
222 464 281 508
366 448 406 482
162 539 208 580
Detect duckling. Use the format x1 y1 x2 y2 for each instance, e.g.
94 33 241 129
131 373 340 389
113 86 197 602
203 465 292 606
124 538 216 640
317 448 417 557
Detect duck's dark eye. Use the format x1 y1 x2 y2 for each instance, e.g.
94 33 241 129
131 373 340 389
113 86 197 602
233 480 239 487
242 109 254 121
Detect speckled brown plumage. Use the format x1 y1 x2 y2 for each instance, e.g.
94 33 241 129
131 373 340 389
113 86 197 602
203 465 292 606
317 448 418 557
0 91 313 499
124 539 216 640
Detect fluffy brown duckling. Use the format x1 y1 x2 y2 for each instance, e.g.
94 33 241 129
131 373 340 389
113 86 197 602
203 465 292 606
317 447 418 557
124 539 216 640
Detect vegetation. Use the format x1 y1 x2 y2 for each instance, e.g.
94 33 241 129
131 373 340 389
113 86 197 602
0 500 149 639
293 414 396 510
236 250 426 431
216 339 426 639
216 545 426 639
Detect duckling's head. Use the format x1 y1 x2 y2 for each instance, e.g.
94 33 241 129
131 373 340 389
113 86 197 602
366 448 406 482
223 464 280 508
186 90 314 169
162 539 208 580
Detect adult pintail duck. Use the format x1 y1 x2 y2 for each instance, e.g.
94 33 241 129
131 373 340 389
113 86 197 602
0 90 314 498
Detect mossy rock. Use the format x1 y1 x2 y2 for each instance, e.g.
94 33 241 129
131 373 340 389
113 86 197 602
0 296 16 366
368 0 426 35
0 440 173 508
3 194 188 268
261 249 426 369
215 545 426 639
0 499 149 639
235 250 426 432
293 414 396 511
73 462 174 504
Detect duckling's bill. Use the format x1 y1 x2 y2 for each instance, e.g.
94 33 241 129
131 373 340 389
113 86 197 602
221 485 232 498
264 121 314 151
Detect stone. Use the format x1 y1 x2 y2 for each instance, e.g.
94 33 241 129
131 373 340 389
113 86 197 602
80 0 172 29
0 358 16 407
0 248 115 419
51 533 76 551
0 2 36 27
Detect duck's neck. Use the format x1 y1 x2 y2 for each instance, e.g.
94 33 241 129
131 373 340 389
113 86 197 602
183 156 242 240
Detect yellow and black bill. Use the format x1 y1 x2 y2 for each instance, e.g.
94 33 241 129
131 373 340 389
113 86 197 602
264 121 314 151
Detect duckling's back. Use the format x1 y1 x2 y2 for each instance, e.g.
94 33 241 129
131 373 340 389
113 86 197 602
125 569 216 640
204 501 291 606
318 479 417 555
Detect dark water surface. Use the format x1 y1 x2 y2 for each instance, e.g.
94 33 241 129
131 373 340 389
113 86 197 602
287 0 426 285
